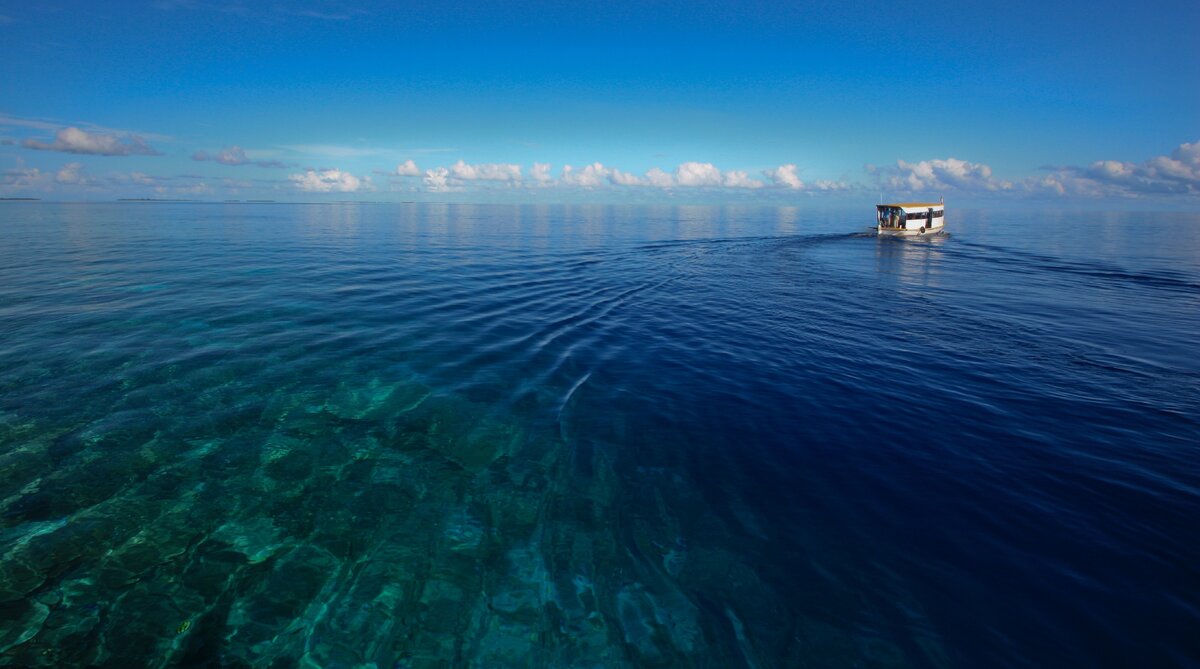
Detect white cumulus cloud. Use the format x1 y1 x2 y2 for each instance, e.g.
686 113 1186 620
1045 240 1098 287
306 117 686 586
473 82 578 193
423 167 452 192
546 162 808 190
645 168 675 188
531 162 553 184
288 168 367 193
608 168 643 186
763 164 803 189
560 163 610 187
395 159 420 176
721 170 765 189
876 157 1011 192
674 161 725 187
449 160 522 181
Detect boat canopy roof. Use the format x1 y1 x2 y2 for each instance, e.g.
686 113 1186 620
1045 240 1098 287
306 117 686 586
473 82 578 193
877 202 943 209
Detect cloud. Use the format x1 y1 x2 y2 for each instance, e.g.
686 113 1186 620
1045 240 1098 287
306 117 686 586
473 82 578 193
645 168 675 188
0 162 98 189
608 168 643 186
763 164 803 189
449 160 522 181
610 162 772 189
22 127 161 156
1 162 117 191
288 168 368 193
383 158 836 193
1035 140 1200 197
422 167 453 192
0 158 296 198
868 157 1011 192
125 172 162 186
55 162 91 185
531 162 553 184
0 113 171 141
0 166 48 189
560 163 611 187
865 140 1200 198
0 114 71 133
554 162 752 189
193 145 288 168
6 142 1194 200
674 161 725 187
106 171 225 197
1150 141 1200 180
809 179 850 191
176 182 213 195
395 159 420 176
414 161 521 191
720 170 765 189
553 161 794 190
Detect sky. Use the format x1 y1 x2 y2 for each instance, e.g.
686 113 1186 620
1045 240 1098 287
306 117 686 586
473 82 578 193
1 0 1197 203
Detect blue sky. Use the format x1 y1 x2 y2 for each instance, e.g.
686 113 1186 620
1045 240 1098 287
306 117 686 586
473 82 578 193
1 0 1197 202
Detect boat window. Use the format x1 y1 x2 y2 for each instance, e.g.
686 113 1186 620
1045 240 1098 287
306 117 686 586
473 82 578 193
910 210 941 219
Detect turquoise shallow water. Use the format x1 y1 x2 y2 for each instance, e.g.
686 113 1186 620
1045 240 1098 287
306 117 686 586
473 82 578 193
0 203 1198 667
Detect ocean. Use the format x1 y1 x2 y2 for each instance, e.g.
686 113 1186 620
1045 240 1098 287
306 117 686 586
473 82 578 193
0 202 1197 667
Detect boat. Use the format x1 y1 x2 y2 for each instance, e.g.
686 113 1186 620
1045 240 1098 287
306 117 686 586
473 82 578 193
875 201 945 237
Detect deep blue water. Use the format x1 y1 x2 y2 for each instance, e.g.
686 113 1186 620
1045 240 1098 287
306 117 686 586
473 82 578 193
0 202 1197 668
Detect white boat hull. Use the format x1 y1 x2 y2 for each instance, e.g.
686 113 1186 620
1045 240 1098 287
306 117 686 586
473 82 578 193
876 224 945 237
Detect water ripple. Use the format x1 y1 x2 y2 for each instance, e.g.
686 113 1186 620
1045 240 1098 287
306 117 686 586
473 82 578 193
0 203 1197 667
